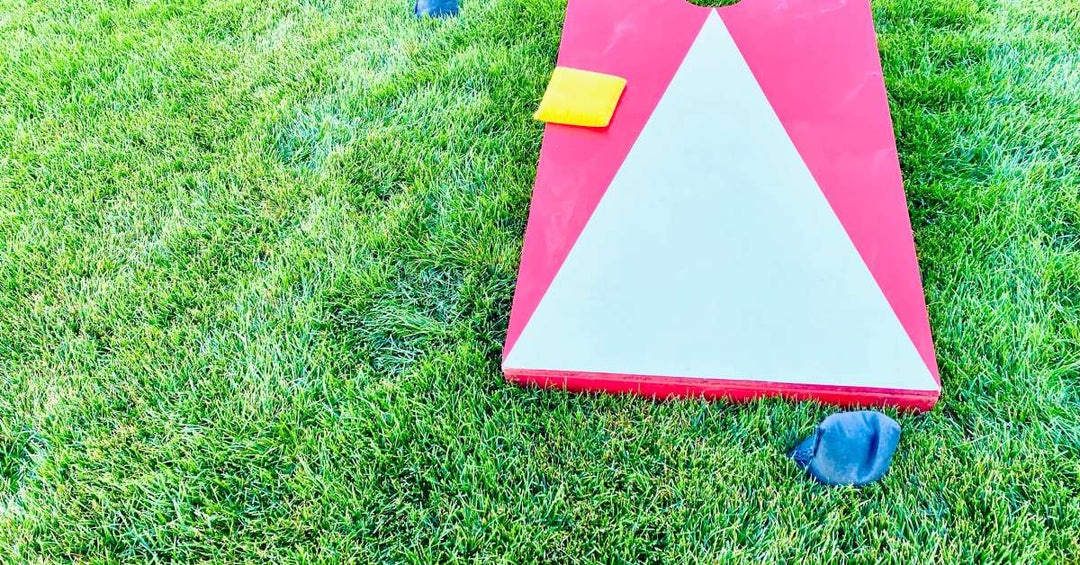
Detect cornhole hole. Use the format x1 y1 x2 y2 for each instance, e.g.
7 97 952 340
503 0 941 410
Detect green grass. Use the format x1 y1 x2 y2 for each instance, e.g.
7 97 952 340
0 0 1078 560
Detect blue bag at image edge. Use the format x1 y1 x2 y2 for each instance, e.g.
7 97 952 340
415 0 458 17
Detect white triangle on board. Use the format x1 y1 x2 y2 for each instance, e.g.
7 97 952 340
505 12 937 391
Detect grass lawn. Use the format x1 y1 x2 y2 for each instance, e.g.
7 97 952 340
1 0 1079 560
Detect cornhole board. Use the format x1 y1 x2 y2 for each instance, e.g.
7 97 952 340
503 0 941 410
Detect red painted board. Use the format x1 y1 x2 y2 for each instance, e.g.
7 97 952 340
504 0 940 411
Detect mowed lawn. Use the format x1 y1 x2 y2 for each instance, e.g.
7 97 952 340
1 0 1079 560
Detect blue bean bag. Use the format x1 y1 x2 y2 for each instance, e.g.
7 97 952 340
790 411 901 486
415 0 458 17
